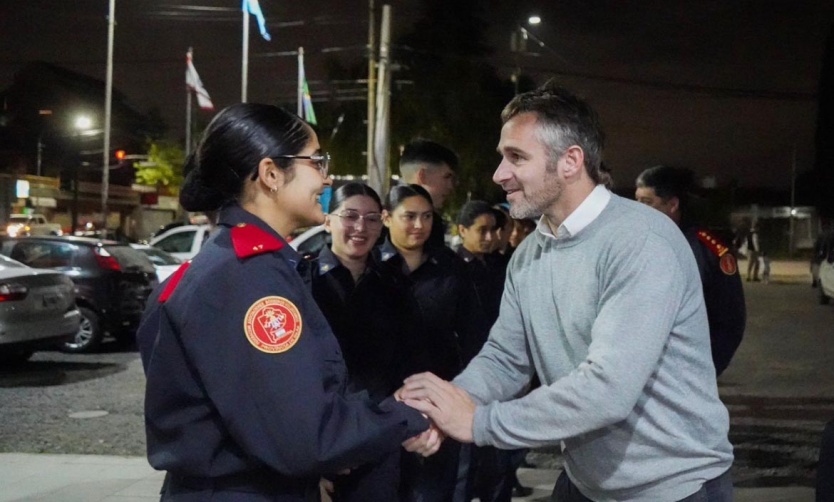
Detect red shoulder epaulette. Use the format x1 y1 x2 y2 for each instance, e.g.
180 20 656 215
158 261 192 303
696 229 730 258
230 223 284 259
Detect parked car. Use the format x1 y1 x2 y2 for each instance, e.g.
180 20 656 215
130 243 182 282
149 224 213 261
0 236 158 353
0 254 81 363
5 214 63 237
289 225 329 258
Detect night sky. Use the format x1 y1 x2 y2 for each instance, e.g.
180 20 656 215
1 0 832 190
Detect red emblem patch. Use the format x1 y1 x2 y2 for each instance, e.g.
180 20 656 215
244 296 302 353
719 253 737 276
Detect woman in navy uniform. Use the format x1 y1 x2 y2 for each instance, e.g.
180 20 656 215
377 184 488 502
311 182 419 501
136 104 438 501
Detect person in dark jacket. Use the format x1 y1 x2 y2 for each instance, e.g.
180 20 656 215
636 165 746 376
379 184 488 502
135 104 439 502
312 182 418 501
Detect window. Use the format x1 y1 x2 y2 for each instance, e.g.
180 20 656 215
155 230 197 254
9 241 75 269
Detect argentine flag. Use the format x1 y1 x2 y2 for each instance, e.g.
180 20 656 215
243 0 271 41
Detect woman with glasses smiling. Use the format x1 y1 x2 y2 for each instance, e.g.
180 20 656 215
312 182 422 501
136 104 440 502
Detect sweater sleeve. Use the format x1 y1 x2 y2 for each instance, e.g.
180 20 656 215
471 231 690 449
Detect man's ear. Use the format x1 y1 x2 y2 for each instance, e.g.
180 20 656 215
561 146 586 178
382 209 393 228
415 166 428 184
457 224 467 239
668 196 681 215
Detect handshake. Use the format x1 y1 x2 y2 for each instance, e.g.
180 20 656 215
394 372 477 457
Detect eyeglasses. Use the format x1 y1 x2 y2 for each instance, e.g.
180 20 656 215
273 152 330 177
334 209 383 228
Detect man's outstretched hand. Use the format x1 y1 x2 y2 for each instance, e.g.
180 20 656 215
399 372 476 443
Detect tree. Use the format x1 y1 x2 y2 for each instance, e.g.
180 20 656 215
134 141 185 194
391 0 515 207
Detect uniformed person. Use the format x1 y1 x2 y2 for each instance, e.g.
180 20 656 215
311 182 418 501
636 165 746 376
377 184 489 502
136 103 439 502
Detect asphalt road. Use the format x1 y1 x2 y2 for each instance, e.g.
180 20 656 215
0 277 832 488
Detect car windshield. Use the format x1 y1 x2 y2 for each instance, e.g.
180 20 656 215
8 216 29 224
138 247 182 266
103 245 157 273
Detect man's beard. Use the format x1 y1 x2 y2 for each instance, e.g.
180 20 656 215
509 176 563 220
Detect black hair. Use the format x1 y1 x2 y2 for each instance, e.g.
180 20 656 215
384 184 433 212
457 200 495 227
501 80 609 186
491 206 508 230
330 182 382 213
180 103 311 212
399 139 459 170
635 165 696 209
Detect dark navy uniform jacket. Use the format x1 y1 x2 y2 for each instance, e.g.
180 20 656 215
377 238 489 378
456 247 507 328
136 205 428 500
311 245 417 403
683 225 746 376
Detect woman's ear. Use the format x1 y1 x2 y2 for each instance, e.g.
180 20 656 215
256 158 283 191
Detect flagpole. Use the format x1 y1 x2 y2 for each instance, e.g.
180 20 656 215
242 8 249 102
186 48 193 157
297 47 304 117
101 0 116 232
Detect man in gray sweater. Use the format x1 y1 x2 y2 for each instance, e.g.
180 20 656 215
400 82 734 501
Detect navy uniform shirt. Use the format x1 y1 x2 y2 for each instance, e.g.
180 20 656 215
683 225 746 376
311 245 417 403
136 205 428 498
377 238 489 377
456 246 507 328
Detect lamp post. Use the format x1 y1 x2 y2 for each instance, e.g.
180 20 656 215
510 16 542 95
71 115 92 234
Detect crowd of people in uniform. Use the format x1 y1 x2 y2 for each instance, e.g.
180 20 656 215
136 82 752 501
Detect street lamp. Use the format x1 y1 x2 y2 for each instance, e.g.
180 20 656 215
71 115 93 234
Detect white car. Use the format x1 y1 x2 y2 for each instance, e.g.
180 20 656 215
148 224 213 261
820 243 834 305
130 244 182 282
289 225 329 257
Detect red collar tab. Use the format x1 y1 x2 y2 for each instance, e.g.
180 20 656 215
231 223 285 259
696 230 729 258
158 261 192 303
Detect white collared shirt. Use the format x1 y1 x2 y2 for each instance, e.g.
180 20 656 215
537 185 611 239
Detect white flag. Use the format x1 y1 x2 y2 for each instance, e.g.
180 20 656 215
186 50 214 110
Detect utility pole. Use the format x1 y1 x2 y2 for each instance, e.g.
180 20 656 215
366 0 377 191
101 0 115 231
789 143 798 255
371 5 392 196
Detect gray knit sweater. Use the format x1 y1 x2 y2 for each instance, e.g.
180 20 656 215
454 194 733 502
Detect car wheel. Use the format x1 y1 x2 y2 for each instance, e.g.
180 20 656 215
63 306 104 353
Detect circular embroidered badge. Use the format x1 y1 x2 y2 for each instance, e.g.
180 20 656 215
244 296 303 353
719 253 738 276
